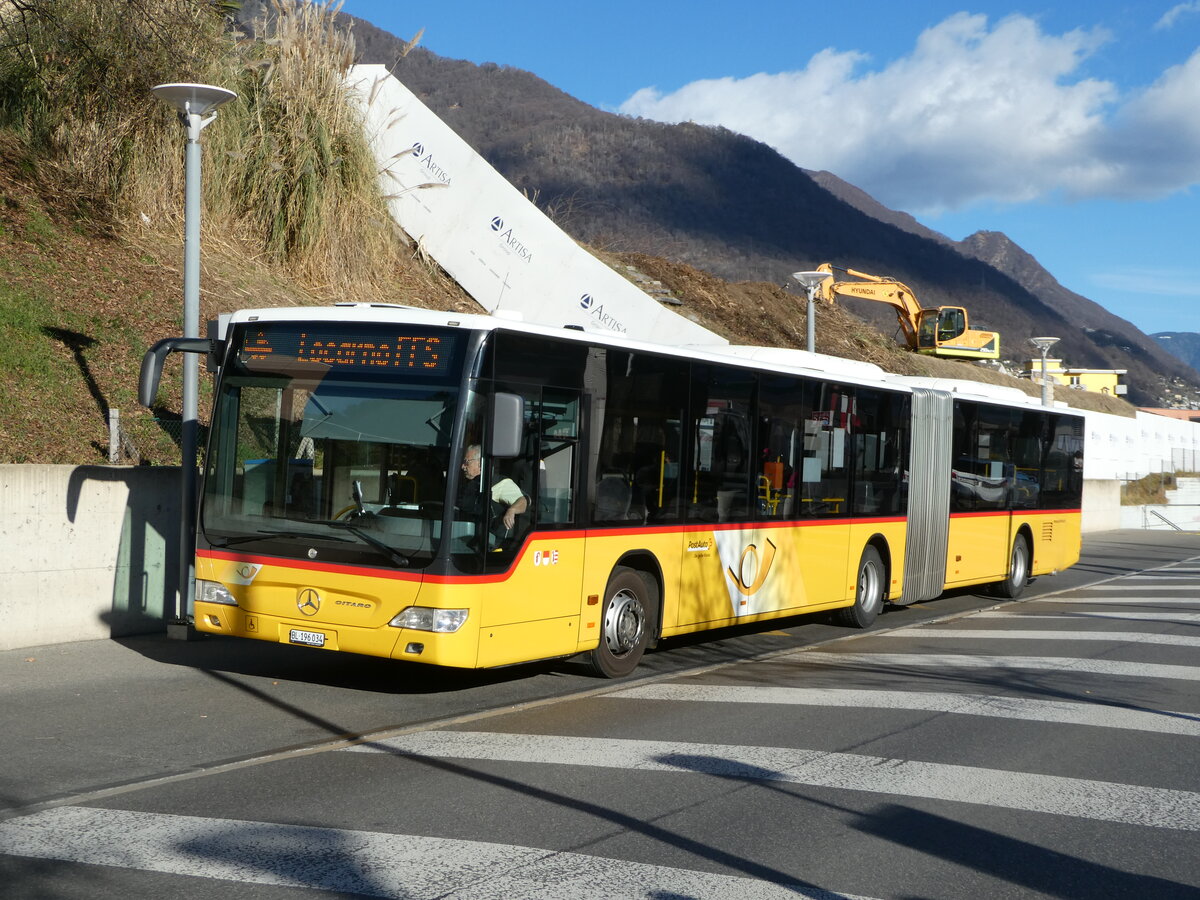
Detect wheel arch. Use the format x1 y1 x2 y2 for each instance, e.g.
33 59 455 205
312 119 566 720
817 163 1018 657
1014 522 1034 553
862 533 893 602
612 550 664 645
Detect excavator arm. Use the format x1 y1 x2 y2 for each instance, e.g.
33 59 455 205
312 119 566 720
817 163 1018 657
816 264 924 349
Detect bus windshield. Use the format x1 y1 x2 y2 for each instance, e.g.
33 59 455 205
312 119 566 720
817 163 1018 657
200 323 465 568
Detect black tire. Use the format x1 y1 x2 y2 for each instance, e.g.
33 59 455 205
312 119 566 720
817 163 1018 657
993 534 1030 599
835 545 885 628
586 566 655 678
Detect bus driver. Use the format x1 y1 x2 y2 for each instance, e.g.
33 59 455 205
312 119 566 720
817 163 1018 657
459 443 528 540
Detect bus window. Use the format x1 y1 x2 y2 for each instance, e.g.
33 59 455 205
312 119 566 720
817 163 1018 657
952 401 1017 511
452 386 535 571
758 374 805 518
688 365 754 523
533 388 580 526
1013 411 1046 509
975 405 1018 511
1043 413 1084 508
800 382 851 517
592 350 687 524
852 389 909 516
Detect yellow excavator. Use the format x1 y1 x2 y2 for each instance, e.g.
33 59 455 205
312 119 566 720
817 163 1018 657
816 263 1000 360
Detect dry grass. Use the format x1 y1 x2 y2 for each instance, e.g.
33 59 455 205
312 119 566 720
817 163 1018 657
1121 473 1174 506
0 0 408 295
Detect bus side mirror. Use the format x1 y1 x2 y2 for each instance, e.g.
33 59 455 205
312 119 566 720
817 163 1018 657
138 337 219 408
490 392 524 458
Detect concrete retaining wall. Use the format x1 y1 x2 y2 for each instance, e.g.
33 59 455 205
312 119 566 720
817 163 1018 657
1081 478 1120 533
0 465 180 652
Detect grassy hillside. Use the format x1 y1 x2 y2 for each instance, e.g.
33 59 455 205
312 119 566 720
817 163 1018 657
0 142 476 464
0 1 1134 466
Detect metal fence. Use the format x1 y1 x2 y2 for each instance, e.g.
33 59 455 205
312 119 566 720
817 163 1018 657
106 410 207 467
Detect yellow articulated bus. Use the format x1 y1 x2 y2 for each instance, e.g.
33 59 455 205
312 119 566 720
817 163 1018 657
139 305 1083 678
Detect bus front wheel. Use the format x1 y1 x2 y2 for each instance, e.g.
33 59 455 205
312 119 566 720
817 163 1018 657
587 566 654 678
836 545 884 628
993 535 1030 599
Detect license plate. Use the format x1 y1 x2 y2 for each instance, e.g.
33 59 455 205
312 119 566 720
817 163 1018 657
289 628 326 647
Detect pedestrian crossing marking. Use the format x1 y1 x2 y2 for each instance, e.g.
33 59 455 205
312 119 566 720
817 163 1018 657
609 685 1200 735
876 628 1200 647
793 651 1200 682
347 731 1200 831
0 806 876 900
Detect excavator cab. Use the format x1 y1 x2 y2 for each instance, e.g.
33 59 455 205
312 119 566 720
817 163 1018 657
917 306 998 358
917 307 966 349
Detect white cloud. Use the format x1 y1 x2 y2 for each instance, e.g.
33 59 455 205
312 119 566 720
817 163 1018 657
618 13 1200 214
1155 2 1200 30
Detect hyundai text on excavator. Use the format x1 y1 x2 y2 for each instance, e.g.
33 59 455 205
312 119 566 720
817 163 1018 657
816 263 1000 360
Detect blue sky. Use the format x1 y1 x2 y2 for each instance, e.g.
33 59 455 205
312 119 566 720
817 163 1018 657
338 2 1200 335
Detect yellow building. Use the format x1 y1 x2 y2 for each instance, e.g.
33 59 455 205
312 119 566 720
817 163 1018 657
1026 358 1127 396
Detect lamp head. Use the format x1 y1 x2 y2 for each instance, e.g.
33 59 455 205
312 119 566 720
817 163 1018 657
1029 336 1060 354
791 271 832 291
151 83 237 116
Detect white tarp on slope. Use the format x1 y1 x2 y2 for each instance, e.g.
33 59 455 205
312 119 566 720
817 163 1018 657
346 64 725 346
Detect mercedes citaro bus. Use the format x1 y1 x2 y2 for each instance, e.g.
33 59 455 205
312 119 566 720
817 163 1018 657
139 304 1083 677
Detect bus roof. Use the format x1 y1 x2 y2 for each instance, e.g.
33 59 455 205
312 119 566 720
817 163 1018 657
220 304 913 394
221 305 1080 415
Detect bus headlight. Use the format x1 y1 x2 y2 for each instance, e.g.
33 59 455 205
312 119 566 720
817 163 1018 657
196 579 237 607
389 607 468 633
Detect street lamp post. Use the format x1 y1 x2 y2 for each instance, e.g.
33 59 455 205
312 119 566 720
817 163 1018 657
152 82 236 637
791 270 833 353
1030 336 1060 407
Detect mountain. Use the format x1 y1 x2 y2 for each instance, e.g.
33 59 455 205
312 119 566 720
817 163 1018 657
1153 332 1200 372
247 5 1200 408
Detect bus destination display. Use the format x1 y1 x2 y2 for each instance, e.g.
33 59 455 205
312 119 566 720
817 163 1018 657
238 324 456 375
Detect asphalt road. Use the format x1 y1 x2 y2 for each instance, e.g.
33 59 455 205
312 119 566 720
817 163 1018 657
2 528 1199 898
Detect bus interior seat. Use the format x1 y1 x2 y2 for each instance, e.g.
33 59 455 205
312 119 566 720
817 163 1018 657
595 472 632 520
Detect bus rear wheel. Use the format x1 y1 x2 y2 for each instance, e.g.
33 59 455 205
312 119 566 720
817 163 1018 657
992 534 1030 599
587 566 655 678
836 545 884 628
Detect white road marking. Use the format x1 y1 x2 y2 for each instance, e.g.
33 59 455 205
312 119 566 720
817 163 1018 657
1074 585 1198 592
348 731 1200 831
792 651 1200 682
0 806 873 900
607 685 1200 736
874 628 1200 648
1032 597 1200 605
1120 577 1198 581
979 611 1200 622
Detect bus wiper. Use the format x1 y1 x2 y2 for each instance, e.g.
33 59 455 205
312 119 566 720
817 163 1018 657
324 520 411 568
208 528 354 548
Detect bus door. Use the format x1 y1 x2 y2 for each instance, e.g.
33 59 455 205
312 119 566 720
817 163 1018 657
463 384 586 667
946 403 1017 584
680 366 758 625
791 381 854 606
